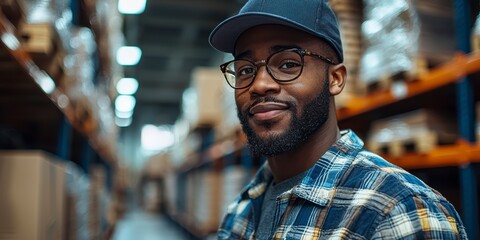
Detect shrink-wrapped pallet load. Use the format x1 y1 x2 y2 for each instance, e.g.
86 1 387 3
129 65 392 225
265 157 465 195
360 0 421 92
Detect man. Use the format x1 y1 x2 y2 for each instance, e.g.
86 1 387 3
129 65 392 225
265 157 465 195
209 0 467 239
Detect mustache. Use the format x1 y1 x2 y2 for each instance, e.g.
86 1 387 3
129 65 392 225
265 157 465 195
248 96 292 111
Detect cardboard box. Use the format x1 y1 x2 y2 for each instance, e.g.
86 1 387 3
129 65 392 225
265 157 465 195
0 150 66 240
183 67 226 129
193 170 222 232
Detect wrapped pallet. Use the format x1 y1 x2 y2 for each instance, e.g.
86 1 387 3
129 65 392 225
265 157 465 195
360 0 455 93
366 109 458 157
24 0 72 46
360 0 420 91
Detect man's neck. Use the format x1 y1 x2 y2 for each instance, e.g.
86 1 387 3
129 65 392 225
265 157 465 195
267 115 340 183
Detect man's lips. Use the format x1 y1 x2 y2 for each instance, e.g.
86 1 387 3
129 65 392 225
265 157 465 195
248 102 289 121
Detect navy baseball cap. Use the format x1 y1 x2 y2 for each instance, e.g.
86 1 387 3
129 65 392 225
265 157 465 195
209 0 343 62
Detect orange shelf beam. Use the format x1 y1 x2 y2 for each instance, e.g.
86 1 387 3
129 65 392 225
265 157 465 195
337 53 480 120
383 142 480 170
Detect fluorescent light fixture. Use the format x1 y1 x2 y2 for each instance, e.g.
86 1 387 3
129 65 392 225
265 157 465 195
116 78 139 95
115 116 132 127
118 0 147 14
115 95 136 112
57 94 70 109
141 125 175 151
1 32 20 50
36 72 56 94
116 46 142 66
115 109 134 118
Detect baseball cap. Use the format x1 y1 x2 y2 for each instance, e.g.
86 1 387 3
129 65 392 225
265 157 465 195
209 0 343 62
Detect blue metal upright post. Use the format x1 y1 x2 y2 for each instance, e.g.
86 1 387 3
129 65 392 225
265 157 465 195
453 0 478 238
57 116 72 160
81 140 93 175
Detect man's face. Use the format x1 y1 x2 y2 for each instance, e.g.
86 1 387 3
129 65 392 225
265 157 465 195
234 25 332 156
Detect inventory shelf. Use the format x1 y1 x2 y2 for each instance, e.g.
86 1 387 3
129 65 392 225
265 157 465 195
383 142 480 170
0 12 118 165
337 52 480 121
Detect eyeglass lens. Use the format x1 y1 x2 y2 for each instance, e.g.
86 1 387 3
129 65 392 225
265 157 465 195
224 50 304 89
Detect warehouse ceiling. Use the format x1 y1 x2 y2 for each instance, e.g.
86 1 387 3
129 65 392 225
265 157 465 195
122 0 244 129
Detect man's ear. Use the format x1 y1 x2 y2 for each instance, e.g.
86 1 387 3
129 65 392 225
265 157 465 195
329 63 347 96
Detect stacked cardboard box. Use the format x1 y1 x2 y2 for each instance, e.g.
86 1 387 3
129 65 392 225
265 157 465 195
183 67 226 130
0 150 66 240
89 165 106 240
221 166 249 219
193 170 222 232
330 0 364 107
19 22 66 82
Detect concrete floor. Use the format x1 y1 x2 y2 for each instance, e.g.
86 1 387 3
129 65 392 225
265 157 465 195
112 209 191 240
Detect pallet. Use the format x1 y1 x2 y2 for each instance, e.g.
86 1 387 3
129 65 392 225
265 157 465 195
19 23 66 81
19 23 62 57
367 109 458 157
368 131 438 157
359 56 429 95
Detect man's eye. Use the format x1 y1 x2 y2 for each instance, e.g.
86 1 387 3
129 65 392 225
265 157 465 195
238 66 255 76
279 60 301 69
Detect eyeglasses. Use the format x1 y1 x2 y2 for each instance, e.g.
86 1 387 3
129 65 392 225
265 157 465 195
220 48 336 89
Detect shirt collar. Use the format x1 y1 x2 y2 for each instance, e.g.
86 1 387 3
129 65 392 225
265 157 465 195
240 130 364 206
294 130 364 205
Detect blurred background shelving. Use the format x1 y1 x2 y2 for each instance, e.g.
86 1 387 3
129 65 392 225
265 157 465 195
0 0 480 239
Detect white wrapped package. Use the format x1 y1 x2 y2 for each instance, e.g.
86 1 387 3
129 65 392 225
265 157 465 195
360 0 420 84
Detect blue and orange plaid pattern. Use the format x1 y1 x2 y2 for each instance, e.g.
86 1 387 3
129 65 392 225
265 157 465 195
217 130 467 239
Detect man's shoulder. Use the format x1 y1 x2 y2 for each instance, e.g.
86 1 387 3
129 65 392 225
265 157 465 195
339 149 446 203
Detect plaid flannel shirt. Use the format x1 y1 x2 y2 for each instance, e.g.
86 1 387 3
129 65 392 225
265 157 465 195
217 130 467 239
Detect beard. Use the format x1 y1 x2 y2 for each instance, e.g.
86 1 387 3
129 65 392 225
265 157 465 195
237 71 331 157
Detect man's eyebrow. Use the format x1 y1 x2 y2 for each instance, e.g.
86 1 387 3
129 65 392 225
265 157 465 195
235 50 252 60
270 44 302 52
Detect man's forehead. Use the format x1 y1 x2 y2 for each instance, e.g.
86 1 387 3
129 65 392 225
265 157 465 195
234 26 320 56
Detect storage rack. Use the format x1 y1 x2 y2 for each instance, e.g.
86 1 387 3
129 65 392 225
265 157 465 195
164 0 480 239
0 0 120 237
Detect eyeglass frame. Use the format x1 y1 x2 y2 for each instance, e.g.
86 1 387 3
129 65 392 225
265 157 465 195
219 48 337 89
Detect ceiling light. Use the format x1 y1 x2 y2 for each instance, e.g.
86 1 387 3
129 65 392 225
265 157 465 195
116 46 142 66
115 95 136 112
118 0 147 14
141 125 175 151
116 77 139 95
35 71 56 94
115 109 134 118
115 116 132 127
1 32 20 50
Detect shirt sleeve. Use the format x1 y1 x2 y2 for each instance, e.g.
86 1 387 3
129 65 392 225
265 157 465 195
372 195 468 239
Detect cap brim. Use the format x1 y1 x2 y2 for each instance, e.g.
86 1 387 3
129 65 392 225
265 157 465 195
209 13 318 54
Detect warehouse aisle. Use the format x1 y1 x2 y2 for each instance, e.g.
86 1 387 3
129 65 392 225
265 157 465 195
112 209 190 240
110 188 191 240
